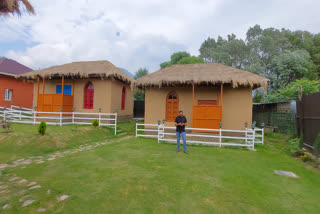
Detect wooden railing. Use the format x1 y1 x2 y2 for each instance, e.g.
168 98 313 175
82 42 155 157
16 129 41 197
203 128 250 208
37 94 74 112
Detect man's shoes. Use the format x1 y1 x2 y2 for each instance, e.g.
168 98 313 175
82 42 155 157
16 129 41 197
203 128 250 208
184 151 188 154
177 150 180 152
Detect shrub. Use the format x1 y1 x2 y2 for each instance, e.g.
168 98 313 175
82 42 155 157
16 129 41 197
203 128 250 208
38 121 47 135
92 119 99 128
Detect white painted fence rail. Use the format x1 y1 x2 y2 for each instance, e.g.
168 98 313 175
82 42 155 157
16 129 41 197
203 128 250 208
0 107 117 135
136 123 265 150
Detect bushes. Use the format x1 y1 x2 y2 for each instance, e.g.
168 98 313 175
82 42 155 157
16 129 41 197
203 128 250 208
38 121 47 135
92 119 99 128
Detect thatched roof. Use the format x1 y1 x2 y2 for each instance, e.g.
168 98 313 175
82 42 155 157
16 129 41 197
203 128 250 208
135 63 269 89
19 60 134 85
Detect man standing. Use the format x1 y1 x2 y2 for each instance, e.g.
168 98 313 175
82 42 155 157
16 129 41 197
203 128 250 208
175 110 188 153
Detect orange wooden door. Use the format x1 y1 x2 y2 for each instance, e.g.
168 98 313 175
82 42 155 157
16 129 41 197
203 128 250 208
192 105 222 132
166 92 179 122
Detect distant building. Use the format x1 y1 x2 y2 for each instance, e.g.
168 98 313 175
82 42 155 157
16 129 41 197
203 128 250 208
19 60 134 121
135 63 269 130
0 58 33 108
253 101 296 114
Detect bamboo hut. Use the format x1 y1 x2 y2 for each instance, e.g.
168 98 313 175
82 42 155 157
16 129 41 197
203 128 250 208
135 63 269 130
19 60 134 121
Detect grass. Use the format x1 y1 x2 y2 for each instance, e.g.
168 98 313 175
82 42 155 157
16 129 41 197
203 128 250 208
1 123 320 213
0 121 135 163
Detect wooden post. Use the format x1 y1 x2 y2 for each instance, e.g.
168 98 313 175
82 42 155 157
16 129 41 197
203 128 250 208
72 79 75 96
192 83 195 106
42 77 45 94
192 83 195 129
220 84 223 124
220 84 223 106
61 75 64 110
37 77 40 110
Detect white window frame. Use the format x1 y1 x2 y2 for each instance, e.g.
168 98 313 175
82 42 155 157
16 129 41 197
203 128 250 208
4 89 12 101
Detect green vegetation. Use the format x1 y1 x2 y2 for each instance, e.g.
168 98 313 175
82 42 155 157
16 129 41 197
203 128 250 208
0 122 320 213
133 67 149 100
92 119 99 127
38 121 47 135
0 122 135 163
199 25 320 101
160 51 204 69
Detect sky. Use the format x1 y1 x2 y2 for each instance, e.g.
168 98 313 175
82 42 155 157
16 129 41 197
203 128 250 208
1 0 320 75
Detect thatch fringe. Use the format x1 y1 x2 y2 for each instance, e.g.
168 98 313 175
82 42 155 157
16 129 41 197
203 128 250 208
135 63 269 89
18 60 134 85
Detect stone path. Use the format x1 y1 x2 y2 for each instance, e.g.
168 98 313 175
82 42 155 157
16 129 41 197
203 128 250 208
0 136 133 172
0 136 133 212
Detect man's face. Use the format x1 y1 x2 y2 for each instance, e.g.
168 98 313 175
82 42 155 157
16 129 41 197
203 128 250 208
179 111 183 116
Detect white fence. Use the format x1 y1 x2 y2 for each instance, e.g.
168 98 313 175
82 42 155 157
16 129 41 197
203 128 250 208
136 123 265 150
0 106 117 135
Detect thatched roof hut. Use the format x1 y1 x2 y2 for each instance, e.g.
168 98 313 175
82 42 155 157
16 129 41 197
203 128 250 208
135 63 269 89
19 60 134 85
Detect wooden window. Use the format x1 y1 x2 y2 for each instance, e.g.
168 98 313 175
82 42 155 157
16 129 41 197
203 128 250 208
4 89 12 101
166 91 179 122
121 87 126 110
84 82 94 109
198 100 217 105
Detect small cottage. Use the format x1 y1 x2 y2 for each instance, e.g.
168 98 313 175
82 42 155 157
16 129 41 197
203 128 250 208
135 63 269 130
0 58 33 108
19 60 134 121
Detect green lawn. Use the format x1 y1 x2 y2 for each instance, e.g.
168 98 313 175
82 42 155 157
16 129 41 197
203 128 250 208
0 122 135 163
1 123 320 214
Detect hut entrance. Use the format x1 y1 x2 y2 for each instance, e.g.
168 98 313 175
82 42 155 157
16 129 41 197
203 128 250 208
192 84 223 132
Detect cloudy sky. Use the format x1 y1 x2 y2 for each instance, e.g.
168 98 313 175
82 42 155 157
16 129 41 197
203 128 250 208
1 0 320 75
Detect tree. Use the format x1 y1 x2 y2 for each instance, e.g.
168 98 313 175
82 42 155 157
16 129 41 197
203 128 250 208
0 0 35 16
160 51 203 69
269 50 317 91
134 68 149 100
134 67 149 80
177 56 204 64
199 34 249 69
265 79 320 102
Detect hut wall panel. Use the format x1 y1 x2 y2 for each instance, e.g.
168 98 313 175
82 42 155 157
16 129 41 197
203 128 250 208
145 86 252 130
110 80 133 117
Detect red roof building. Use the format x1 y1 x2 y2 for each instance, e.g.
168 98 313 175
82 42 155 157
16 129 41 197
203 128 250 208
0 58 33 108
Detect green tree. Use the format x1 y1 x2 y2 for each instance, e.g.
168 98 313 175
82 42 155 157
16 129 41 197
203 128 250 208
177 56 204 64
134 68 149 80
160 51 202 69
265 79 320 102
134 68 149 100
269 50 317 91
199 34 249 69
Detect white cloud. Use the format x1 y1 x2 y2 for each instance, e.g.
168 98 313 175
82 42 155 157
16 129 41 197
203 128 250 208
1 0 320 74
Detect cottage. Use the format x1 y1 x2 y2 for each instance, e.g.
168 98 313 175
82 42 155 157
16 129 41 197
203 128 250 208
135 63 269 130
0 58 33 108
19 60 134 121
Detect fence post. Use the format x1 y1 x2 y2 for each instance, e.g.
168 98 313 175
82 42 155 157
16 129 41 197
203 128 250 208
251 123 256 150
59 107 63 127
162 119 165 139
157 120 161 143
114 108 118 135
98 108 101 127
3 107 6 122
261 122 265 145
135 119 139 137
245 122 248 144
33 106 36 125
219 122 222 147
72 107 75 124
19 107 22 120
114 113 117 135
